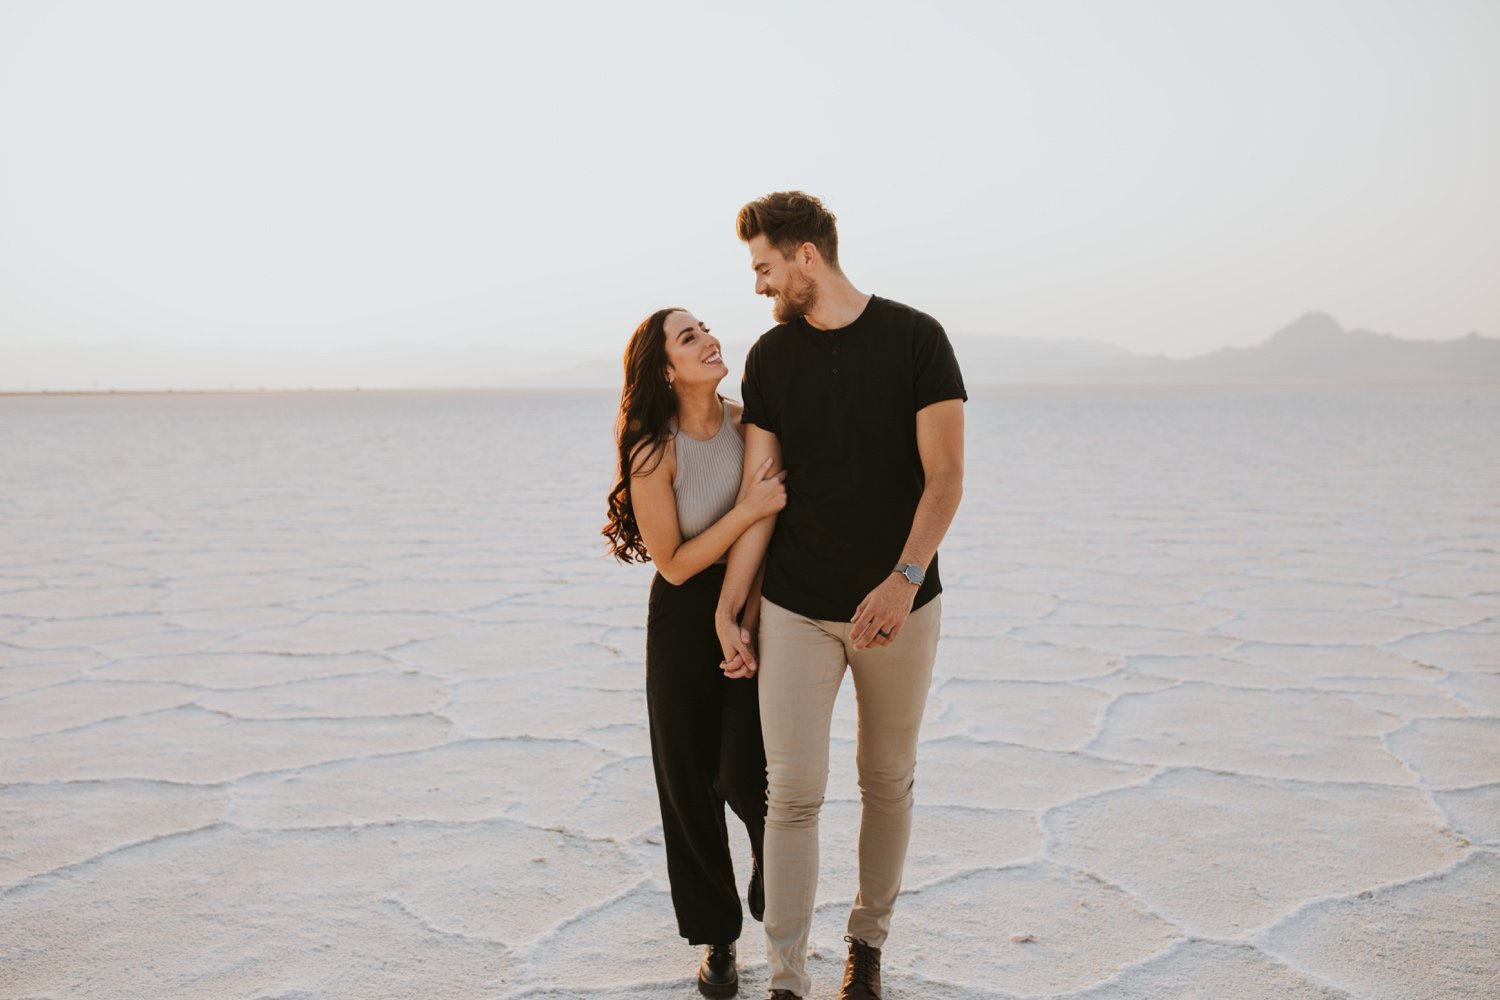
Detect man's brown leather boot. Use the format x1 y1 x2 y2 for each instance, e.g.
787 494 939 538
840 935 882 999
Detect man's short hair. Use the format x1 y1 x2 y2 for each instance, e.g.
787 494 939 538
736 191 840 270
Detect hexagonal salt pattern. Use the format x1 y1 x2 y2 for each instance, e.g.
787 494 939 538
4 386 1498 998
1066 940 1354 999
1047 769 1467 936
879 864 1181 994
1086 683 1413 783
1259 852 1500 1000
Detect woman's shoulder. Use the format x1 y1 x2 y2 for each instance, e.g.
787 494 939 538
725 398 746 437
628 432 675 481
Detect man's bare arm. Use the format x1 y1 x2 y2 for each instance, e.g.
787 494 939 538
716 424 784 672
850 398 965 649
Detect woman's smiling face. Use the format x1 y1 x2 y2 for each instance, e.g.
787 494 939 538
662 311 726 388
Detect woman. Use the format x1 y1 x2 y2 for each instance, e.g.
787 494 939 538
603 307 786 997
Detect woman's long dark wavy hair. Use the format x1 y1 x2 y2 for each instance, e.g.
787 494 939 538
603 307 685 563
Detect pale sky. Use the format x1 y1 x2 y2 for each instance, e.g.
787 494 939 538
1 0 1496 382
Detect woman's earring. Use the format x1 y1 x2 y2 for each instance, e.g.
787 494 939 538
665 372 673 386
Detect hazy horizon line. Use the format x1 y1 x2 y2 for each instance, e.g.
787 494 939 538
8 378 1500 399
5 312 1497 393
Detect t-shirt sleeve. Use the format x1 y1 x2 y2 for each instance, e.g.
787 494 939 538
739 339 775 434
913 317 968 410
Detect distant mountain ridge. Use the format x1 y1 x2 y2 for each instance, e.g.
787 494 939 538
2 313 1496 391
361 312 1500 387
1105 312 1500 384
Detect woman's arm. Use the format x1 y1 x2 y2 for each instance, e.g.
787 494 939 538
630 437 786 586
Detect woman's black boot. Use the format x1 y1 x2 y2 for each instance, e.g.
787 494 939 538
698 942 737 997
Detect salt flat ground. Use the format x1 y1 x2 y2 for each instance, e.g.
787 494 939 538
1 386 1497 1000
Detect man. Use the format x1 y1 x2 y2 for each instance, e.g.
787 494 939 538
715 191 965 1000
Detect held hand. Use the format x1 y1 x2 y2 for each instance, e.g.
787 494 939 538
739 457 788 521
850 573 919 651
722 626 757 679
723 604 761 678
716 611 757 675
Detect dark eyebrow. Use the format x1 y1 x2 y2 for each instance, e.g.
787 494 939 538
675 324 698 341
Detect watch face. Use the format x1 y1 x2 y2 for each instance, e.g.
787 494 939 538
904 565 923 584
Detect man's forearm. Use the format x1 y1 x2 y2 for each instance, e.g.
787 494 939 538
745 558 768 620
717 515 776 621
899 471 963 571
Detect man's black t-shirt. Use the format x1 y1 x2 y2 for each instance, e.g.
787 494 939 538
740 295 967 623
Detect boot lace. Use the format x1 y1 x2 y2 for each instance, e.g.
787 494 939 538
845 935 878 983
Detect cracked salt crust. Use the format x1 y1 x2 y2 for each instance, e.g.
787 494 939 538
1 386 1497 998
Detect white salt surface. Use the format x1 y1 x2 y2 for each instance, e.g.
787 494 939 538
1 386 1498 999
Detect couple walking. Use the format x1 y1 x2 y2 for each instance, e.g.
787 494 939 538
603 191 967 999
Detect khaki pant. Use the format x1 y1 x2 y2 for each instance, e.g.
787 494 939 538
757 596 942 998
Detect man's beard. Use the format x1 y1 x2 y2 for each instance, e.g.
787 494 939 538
771 273 818 324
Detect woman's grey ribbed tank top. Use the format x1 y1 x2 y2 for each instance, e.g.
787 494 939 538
672 399 743 551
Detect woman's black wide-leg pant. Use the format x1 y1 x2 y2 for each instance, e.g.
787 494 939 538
646 564 768 945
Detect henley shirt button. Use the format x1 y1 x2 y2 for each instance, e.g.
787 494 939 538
832 367 840 374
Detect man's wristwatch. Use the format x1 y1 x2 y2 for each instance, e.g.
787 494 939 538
893 562 925 586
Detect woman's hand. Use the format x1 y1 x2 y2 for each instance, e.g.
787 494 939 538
716 610 756 677
721 625 757 679
738 457 787 522
722 609 759 679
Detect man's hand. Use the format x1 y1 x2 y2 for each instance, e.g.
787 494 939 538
720 600 761 678
850 573 919 650
721 625 757 678
716 611 757 677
